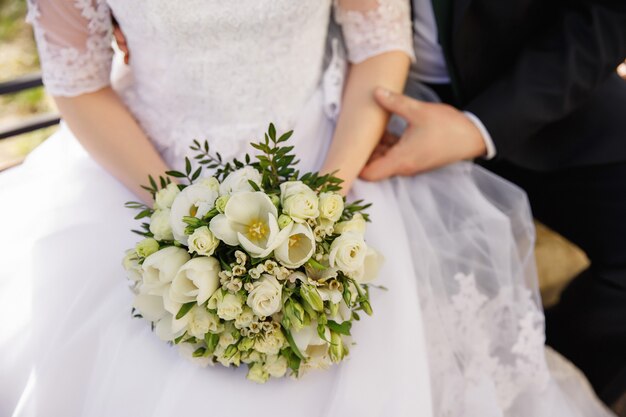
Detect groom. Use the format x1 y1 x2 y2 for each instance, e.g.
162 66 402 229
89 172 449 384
361 0 626 410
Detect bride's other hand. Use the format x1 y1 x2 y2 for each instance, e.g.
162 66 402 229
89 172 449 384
360 88 487 181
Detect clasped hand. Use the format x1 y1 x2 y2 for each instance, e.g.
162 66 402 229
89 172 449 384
360 88 488 181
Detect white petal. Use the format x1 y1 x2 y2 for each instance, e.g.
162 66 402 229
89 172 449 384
133 293 167 322
226 192 277 223
209 214 239 246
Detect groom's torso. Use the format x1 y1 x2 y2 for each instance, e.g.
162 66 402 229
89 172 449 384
420 0 626 170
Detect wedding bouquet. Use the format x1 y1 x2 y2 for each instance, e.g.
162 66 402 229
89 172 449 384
123 124 382 382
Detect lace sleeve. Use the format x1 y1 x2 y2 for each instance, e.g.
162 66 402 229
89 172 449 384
335 0 415 64
26 0 113 97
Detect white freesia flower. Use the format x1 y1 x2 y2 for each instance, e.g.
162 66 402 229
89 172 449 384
318 192 344 222
219 166 262 195
280 181 319 223
274 222 316 268
169 257 221 307
187 226 220 256
334 213 366 236
141 246 190 296
329 232 368 275
154 182 180 210
216 292 244 321
264 354 288 378
209 192 292 258
149 209 174 241
299 344 332 374
353 247 384 284
170 183 219 245
246 274 283 317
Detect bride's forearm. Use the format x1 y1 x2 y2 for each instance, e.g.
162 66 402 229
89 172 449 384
54 87 169 203
322 51 410 192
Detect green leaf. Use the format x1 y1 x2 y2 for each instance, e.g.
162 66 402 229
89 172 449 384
166 170 187 178
185 157 192 175
327 320 352 336
176 302 196 320
192 347 207 357
306 258 326 270
277 130 293 143
134 209 153 220
191 167 202 181
248 180 261 192
173 332 187 345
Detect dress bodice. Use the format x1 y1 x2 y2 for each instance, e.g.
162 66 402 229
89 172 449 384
107 1 332 160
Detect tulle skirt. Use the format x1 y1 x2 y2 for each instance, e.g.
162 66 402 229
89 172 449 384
0 89 613 417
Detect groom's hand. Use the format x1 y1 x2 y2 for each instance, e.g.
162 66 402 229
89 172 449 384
360 88 487 181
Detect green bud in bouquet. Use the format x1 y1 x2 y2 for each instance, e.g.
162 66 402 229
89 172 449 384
224 344 239 359
135 238 159 258
269 194 281 209
283 298 305 331
247 362 269 384
278 214 293 229
204 332 220 354
329 301 339 318
300 284 324 313
215 195 230 213
329 331 347 363
238 337 255 352
361 300 373 316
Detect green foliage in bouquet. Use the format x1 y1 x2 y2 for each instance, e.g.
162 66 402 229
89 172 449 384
123 124 381 382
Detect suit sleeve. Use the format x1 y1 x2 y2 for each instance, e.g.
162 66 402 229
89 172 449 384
464 0 626 160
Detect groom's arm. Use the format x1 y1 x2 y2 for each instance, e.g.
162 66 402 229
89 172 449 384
464 0 626 159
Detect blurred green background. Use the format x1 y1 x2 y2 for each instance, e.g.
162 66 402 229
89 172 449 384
0 0 57 171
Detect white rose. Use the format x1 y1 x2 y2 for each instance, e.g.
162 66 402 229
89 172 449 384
170 183 219 245
187 226 220 256
274 222 316 268
216 292 244 321
198 176 220 192
149 209 174 241
279 181 319 223
154 183 180 210
234 306 255 329
334 213 366 236
247 362 269 383
254 330 286 355
172 304 214 339
353 247 384 284
264 354 288 378
246 274 283 317
219 166 262 195
169 257 221 308
141 246 190 296
318 192 344 222
209 191 291 258
329 232 368 275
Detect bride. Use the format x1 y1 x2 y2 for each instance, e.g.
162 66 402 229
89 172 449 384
0 0 614 416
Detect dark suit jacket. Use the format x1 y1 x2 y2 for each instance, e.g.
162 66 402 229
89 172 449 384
430 0 626 170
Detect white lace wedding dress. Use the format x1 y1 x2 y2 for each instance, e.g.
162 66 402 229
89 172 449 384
0 1 614 416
